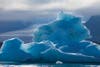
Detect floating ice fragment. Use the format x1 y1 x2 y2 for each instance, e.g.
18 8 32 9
56 61 63 64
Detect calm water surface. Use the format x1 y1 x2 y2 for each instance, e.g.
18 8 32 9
0 63 100 67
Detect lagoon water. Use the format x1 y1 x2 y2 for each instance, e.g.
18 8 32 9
0 63 100 67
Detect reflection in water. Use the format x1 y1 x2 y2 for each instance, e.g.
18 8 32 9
0 64 100 67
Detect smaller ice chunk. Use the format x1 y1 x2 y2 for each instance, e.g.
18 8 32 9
0 38 32 62
56 61 63 64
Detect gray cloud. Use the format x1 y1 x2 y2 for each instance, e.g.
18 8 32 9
75 2 100 16
0 0 98 11
28 0 56 4
0 0 100 20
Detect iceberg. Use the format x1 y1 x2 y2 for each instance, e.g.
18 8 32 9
0 12 100 63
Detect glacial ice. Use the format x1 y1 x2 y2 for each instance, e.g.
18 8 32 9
21 41 51 61
59 41 91 53
80 42 100 58
41 45 100 63
33 12 90 48
0 38 32 62
0 12 100 63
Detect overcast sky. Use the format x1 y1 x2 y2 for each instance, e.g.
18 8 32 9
0 0 100 20
0 0 99 11
0 0 100 41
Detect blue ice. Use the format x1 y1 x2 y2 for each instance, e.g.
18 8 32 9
0 12 100 63
21 41 51 61
33 12 90 48
0 38 32 62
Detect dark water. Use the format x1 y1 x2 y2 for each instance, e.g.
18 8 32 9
0 63 100 67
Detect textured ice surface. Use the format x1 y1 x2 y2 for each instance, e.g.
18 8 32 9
0 12 100 63
41 46 100 63
80 42 100 58
59 41 91 53
21 41 52 61
0 38 32 62
33 12 90 47
41 42 59 62
58 51 99 62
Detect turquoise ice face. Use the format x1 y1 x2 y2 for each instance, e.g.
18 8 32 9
33 13 90 47
62 18 90 42
0 38 32 61
0 38 22 52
